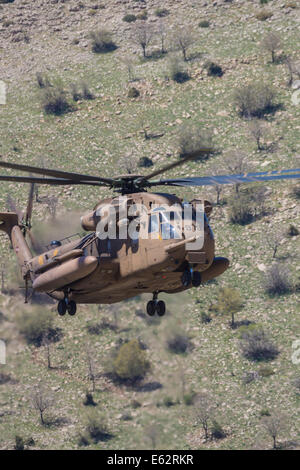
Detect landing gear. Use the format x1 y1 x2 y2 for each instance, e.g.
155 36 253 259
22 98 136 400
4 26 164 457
146 293 166 317
192 271 202 287
181 269 192 287
57 298 77 316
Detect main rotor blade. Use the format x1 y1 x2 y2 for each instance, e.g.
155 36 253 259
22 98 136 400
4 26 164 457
0 160 114 185
149 169 300 187
0 175 104 185
142 148 213 182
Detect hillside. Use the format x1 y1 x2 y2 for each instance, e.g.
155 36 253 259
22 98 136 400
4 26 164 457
0 0 299 450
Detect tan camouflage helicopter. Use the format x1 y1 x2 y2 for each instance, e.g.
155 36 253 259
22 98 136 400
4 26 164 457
0 152 299 317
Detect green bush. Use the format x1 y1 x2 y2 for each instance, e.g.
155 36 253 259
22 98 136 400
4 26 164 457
137 11 148 20
41 86 72 116
90 30 117 53
162 396 176 407
183 391 196 406
127 87 140 98
211 420 226 439
255 9 273 21
85 412 112 443
169 58 190 83
0 373 11 384
260 408 271 417
234 82 277 118
229 194 254 225
139 156 153 168
14 436 24 451
155 8 169 17
178 124 213 159
258 366 275 378
16 309 62 347
199 20 210 28
123 14 137 23
205 61 223 77
36 72 51 88
200 312 212 324
166 331 190 354
287 224 299 237
113 339 150 382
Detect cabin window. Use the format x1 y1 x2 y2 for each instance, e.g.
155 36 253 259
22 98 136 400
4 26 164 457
148 213 159 233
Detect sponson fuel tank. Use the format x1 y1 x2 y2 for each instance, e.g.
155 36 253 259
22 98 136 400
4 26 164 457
32 256 98 293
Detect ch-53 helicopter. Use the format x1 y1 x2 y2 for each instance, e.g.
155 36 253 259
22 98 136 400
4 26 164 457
0 151 299 317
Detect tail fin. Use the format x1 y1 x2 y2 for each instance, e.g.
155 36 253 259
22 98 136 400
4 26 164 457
0 212 32 276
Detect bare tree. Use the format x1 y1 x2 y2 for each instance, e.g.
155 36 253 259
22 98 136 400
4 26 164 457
118 153 139 174
121 55 135 82
223 151 250 193
156 20 168 54
195 393 215 441
261 413 287 449
172 27 195 61
86 346 97 392
261 32 281 64
284 56 300 87
248 119 266 151
32 386 54 425
132 23 154 58
265 227 284 258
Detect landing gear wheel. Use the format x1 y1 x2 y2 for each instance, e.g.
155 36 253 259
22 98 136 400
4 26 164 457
146 301 156 316
67 300 77 316
57 300 67 316
156 300 166 317
181 270 192 287
192 272 202 287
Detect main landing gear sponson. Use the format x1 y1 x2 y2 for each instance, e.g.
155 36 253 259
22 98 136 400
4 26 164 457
57 298 77 316
146 292 166 317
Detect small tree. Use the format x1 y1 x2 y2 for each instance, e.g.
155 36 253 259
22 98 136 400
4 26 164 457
261 413 287 449
217 287 243 327
195 393 215 441
113 339 150 383
32 387 54 425
265 227 284 258
86 346 97 392
90 29 117 53
261 32 281 63
156 20 168 54
132 23 154 58
42 333 52 369
248 119 266 150
223 151 250 193
178 125 213 159
172 27 195 61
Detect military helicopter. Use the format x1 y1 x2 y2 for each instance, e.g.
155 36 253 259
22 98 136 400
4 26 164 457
0 152 299 317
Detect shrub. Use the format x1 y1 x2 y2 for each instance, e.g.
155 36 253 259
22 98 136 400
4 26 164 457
240 327 279 361
14 436 24 451
90 30 117 53
169 57 190 83
255 9 273 21
205 61 223 77
36 72 50 88
216 287 243 327
139 156 153 168
199 20 210 28
287 224 299 237
258 366 275 378
155 8 169 17
292 185 300 199
127 87 140 98
229 194 254 225
85 412 112 443
234 82 277 118
166 331 190 354
113 339 150 382
123 14 137 23
0 373 11 384
292 377 300 390
211 420 226 440
183 391 196 406
264 263 292 296
163 396 176 407
16 309 62 347
41 86 72 116
83 392 97 407
137 11 148 20
178 124 213 159
131 399 142 409
200 312 212 324
260 409 271 417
